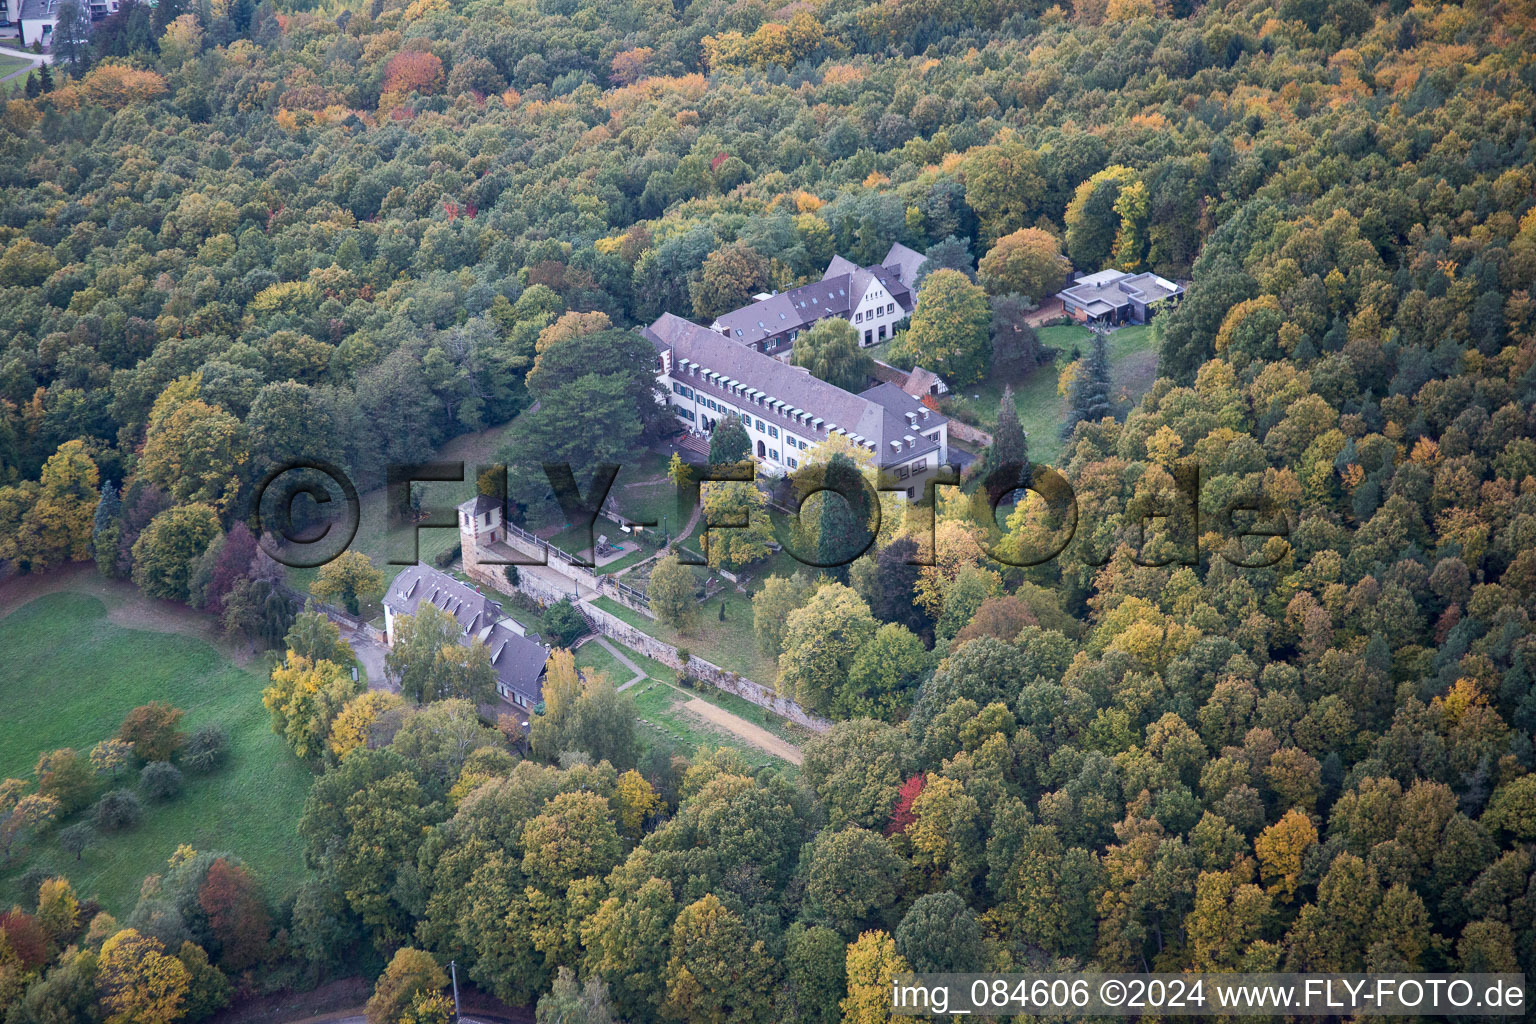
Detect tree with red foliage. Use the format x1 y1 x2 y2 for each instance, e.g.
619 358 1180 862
197 858 271 971
0 909 50 970
886 774 926 836
382 50 444 98
205 522 257 616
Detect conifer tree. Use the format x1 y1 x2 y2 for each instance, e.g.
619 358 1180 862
1061 331 1113 438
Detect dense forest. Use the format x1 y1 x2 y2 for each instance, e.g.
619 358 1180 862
3 0 1536 1019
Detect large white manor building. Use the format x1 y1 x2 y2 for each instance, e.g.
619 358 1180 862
646 312 950 497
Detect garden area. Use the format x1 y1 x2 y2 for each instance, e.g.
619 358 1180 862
942 322 1158 466
0 591 313 916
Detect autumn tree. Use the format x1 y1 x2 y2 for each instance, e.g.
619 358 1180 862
98 928 191 1024
978 228 1068 300
311 550 384 616
197 858 272 971
661 894 778 1024
841 930 910 1024
118 703 186 763
365 947 448 1024
263 653 363 761
690 242 769 321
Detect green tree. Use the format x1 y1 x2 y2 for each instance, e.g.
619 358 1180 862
700 480 773 571
791 318 874 392
1064 165 1140 270
989 294 1044 381
386 604 468 704
131 504 222 603
803 826 908 936
311 550 384 616
285 603 357 665
708 414 751 466
752 572 814 658
778 582 877 714
903 269 991 387
782 923 844 1024
962 138 1046 244
1060 332 1112 439
842 623 928 721
895 891 982 972
647 555 698 632
536 966 619 1024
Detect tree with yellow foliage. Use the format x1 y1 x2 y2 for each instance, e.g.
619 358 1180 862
98 929 191 1024
840 930 911 1024
1255 808 1318 902
328 690 405 761
263 653 363 761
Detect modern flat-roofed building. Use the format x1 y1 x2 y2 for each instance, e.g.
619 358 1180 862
1057 269 1184 325
648 312 949 497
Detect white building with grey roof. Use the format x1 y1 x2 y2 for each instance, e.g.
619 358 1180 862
709 243 926 358
382 560 551 711
647 312 949 497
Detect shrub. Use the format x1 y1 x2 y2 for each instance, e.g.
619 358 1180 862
182 725 229 774
94 789 142 831
540 598 589 647
140 761 183 802
433 543 461 569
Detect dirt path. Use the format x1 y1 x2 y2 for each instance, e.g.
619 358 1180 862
683 697 802 765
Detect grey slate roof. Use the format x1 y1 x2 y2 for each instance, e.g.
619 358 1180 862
711 253 913 346
647 313 946 468
19 0 57 20
383 563 549 705
882 242 927 288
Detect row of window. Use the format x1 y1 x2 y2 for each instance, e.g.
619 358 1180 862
854 302 898 324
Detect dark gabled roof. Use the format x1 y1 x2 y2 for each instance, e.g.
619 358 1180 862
710 253 914 345
647 313 946 468
383 564 549 703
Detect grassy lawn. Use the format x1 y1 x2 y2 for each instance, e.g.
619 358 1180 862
944 323 1157 467
285 417 525 612
573 639 627 682
0 54 32 78
0 592 313 917
630 680 791 774
592 580 777 686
